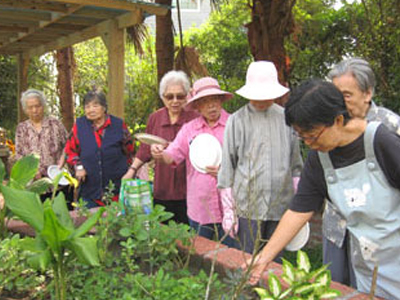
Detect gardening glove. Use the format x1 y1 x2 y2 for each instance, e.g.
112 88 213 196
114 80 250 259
220 188 238 238
292 176 300 194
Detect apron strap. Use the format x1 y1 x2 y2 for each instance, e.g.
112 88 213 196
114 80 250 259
318 151 337 184
364 121 381 171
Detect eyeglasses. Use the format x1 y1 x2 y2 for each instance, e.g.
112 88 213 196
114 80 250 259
163 93 187 101
295 127 327 144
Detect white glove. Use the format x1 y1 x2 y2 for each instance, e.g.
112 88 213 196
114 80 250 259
220 188 238 238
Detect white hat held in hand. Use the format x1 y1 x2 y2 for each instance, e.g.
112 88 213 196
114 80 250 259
236 61 289 101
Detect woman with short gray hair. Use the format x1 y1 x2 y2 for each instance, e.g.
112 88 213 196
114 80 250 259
122 70 198 224
15 88 67 180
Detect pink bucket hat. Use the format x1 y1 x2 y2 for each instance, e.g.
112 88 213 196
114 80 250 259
236 61 289 100
186 77 233 109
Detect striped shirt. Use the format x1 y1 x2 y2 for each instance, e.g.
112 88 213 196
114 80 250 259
218 103 303 220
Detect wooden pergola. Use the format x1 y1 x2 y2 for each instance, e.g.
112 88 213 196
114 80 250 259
0 0 168 120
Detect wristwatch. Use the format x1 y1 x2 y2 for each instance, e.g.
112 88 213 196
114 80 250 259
76 165 84 171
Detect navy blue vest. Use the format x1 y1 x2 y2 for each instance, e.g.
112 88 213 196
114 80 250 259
77 115 128 200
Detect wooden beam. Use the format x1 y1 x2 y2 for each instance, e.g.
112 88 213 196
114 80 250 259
0 25 30 33
0 9 54 22
101 20 125 118
17 54 30 122
49 0 168 16
0 0 76 13
23 10 142 58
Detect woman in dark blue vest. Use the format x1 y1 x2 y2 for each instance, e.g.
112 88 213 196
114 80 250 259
64 89 134 208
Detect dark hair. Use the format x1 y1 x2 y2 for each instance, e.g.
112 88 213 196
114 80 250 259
83 89 108 111
285 79 350 131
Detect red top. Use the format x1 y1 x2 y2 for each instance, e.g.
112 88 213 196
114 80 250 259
136 107 198 200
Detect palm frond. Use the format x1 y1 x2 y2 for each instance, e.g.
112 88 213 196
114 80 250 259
126 22 150 57
175 46 209 80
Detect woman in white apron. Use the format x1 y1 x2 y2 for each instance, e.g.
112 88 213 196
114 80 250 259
245 79 400 300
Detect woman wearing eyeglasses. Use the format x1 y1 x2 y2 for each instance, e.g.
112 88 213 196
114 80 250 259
245 79 400 300
122 71 197 224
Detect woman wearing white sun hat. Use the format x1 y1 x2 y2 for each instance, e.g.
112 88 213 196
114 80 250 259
217 61 303 255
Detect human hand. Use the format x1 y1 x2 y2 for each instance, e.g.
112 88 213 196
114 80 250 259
122 168 136 180
75 168 86 182
241 254 269 286
150 144 165 160
220 188 238 238
205 165 219 178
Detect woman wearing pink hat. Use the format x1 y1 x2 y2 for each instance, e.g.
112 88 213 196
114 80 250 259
151 77 235 246
218 61 303 255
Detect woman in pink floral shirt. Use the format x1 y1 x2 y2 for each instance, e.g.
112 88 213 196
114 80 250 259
14 89 67 179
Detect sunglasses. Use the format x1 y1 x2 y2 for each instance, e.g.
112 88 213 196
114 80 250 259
163 93 187 101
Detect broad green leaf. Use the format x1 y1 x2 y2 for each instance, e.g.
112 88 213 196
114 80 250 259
309 264 329 279
268 273 282 298
0 159 5 182
295 269 308 281
119 227 131 237
254 287 271 298
281 258 295 283
10 155 39 187
297 250 311 273
52 192 74 231
41 204 72 257
278 287 293 299
27 177 53 194
319 288 341 299
65 237 100 266
8 177 25 190
27 249 52 271
70 207 104 238
1 186 44 231
315 270 331 287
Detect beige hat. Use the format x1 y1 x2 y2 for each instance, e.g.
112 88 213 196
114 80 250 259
236 61 289 100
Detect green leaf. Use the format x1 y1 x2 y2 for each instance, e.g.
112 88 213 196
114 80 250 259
297 250 311 273
319 288 341 299
27 177 53 194
1 186 44 231
40 203 72 257
315 270 331 287
293 283 315 295
119 227 131 237
278 287 293 299
268 273 282 298
65 237 100 266
27 249 52 271
52 192 74 231
71 207 104 238
0 159 5 182
10 155 39 187
19 235 51 271
254 287 271 298
281 258 295 284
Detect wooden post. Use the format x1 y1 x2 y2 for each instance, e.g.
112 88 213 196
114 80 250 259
101 20 125 118
17 54 30 122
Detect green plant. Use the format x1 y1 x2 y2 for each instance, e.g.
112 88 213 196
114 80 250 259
255 250 341 300
0 155 104 300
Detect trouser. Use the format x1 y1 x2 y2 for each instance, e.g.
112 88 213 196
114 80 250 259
323 231 357 288
188 218 236 248
153 198 189 225
237 217 283 262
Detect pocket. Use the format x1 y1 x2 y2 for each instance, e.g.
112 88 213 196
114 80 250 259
322 201 347 248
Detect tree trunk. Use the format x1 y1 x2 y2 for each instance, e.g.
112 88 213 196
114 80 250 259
155 0 174 106
56 47 75 132
246 0 296 105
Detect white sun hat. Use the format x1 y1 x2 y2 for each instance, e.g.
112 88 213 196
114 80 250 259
236 61 289 101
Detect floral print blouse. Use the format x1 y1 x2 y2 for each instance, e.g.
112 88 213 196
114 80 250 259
15 116 68 177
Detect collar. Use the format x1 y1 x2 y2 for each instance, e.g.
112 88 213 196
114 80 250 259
92 114 111 131
160 107 190 127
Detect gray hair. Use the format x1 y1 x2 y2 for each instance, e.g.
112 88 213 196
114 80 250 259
159 70 190 98
20 89 47 111
328 58 376 95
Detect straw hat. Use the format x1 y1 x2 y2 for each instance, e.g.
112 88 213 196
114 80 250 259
186 77 233 109
236 61 289 100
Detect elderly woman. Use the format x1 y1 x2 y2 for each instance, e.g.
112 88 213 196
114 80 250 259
64 89 134 208
150 77 235 246
246 80 400 300
122 70 197 224
15 89 67 180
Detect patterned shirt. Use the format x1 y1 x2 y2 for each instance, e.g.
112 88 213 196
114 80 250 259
15 116 67 177
218 103 303 221
164 109 230 225
64 114 134 167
